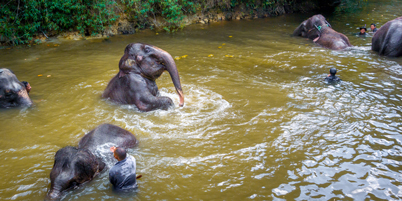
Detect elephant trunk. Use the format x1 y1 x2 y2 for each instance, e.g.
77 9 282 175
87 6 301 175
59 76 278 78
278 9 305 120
158 48 184 107
45 188 61 201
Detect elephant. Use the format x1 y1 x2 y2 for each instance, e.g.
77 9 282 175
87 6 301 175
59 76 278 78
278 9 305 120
102 43 184 112
372 16 402 57
293 14 352 50
46 124 138 201
0 68 32 108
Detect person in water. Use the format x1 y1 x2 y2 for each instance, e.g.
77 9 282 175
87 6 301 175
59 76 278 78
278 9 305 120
21 81 31 94
109 146 138 191
370 23 378 33
358 27 367 36
324 68 341 84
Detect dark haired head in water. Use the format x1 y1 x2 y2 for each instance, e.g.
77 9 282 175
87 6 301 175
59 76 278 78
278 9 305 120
370 23 378 33
359 27 367 35
325 68 341 84
21 81 31 93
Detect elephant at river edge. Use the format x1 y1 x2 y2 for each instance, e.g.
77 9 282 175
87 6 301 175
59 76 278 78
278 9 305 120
0 68 32 108
372 16 402 57
293 14 352 50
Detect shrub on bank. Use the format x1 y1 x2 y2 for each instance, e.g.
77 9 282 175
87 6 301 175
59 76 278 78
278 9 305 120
0 0 362 46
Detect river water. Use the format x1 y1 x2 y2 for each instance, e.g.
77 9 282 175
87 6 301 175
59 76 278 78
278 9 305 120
1 0 402 200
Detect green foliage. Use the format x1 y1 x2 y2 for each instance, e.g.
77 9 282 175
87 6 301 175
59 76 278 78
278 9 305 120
121 0 200 32
0 0 363 46
0 0 118 45
334 0 365 13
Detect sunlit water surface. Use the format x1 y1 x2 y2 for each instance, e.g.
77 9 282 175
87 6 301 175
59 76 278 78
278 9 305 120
1 0 402 200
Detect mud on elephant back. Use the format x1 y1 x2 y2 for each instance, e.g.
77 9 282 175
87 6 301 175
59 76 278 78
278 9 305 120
46 124 138 201
102 43 184 112
293 14 352 50
372 16 402 57
0 68 32 109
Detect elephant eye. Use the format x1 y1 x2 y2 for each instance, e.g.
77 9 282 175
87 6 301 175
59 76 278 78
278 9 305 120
144 47 151 53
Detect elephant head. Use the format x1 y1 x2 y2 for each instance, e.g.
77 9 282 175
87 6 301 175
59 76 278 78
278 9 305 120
293 14 332 40
0 68 32 108
118 43 184 107
46 147 105 201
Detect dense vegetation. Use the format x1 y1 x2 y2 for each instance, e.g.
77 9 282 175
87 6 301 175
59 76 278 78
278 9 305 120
0 0 362 46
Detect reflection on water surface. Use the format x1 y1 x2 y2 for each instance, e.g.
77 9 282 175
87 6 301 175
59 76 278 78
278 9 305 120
1 0 402 200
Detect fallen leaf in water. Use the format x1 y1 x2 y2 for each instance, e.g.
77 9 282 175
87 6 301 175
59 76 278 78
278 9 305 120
47 75 51 77
208 54 214 57
229 36 233 38
38 74 43 77
218 46 222 48
222 43 226 45
181 55 188 59
47 44 50 46
174 56 181 60
54 44 59 47
156 33 159 35
225 55 234 58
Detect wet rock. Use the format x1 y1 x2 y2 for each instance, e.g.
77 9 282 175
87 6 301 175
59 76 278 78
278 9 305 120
58 32 84 40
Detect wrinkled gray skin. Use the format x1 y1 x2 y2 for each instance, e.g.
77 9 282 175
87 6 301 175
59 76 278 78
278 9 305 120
0 68 32 108
46 124 137 201
293 14 352 50
102 43 184 111
372 16 402 57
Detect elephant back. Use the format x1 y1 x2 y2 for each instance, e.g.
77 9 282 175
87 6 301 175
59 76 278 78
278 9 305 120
78 124 138 152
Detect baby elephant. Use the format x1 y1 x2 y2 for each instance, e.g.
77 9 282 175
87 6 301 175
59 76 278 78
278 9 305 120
103 43 184 111
0 68 32 108
46 124 137 201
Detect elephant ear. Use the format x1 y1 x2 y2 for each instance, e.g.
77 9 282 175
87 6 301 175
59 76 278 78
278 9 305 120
293 20 307 37
73 149 99 183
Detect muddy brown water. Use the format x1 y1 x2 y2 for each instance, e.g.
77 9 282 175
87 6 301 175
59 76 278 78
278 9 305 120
1 0 402 200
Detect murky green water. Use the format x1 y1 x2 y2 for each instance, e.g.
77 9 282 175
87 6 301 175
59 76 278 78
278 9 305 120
1 0 402 200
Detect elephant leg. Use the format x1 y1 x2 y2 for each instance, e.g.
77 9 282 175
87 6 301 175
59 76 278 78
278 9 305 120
136 94 174 111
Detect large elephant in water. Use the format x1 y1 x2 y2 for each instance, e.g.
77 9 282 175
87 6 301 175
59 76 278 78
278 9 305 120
372 17 402 57
102 43 184 111
46 124 137 201
293 14 352 50
0 68 32 108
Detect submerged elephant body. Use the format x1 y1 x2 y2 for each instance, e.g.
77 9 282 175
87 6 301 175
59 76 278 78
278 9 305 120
47 124 137 200
0 68 32 108
372 16 402 57
103 43 184 111
293 14 352 50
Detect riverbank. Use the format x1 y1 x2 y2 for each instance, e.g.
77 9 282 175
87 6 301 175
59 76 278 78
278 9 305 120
0 0 362 46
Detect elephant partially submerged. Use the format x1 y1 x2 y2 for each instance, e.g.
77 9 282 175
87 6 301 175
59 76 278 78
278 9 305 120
103 43 184 111
0 68 32 108
372 16 402 57
46 124 138 201
293 14 352 50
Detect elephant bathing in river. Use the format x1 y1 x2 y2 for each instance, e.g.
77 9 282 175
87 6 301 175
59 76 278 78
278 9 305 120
372 16 402 57
103 43 184 111
293 14 352 50
0 68 32 108
46 124 137 201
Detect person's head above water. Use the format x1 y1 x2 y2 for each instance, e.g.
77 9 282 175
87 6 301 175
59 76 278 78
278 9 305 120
360 27 367 34
330 68 337 76
21 81 31 93
110 146 126 161
370 23 376 30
